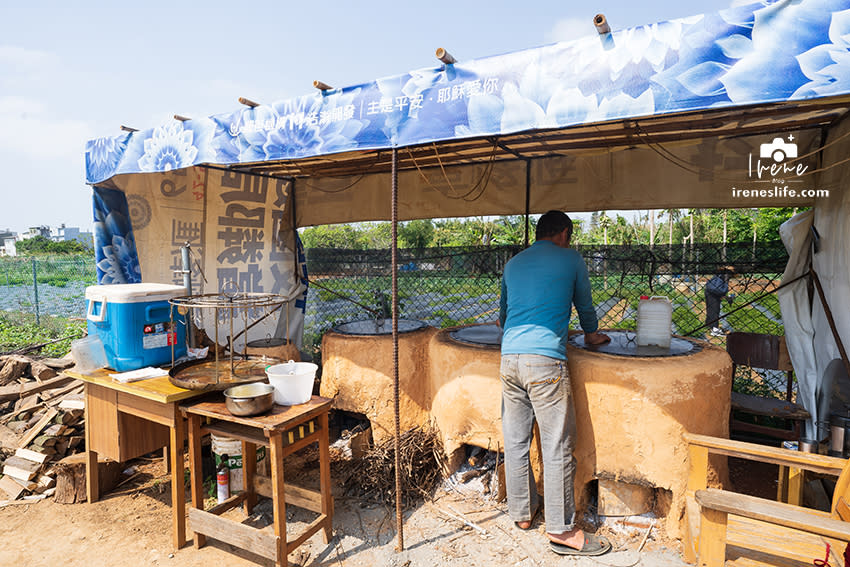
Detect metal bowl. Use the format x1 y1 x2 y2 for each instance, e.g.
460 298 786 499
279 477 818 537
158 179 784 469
223 383 275 416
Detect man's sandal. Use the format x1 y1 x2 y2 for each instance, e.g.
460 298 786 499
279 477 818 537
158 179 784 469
549 533 612 556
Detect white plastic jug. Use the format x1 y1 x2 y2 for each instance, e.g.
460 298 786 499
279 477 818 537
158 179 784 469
636 295 672 348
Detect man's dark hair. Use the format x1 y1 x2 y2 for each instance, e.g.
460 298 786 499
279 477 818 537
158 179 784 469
536 210 573 241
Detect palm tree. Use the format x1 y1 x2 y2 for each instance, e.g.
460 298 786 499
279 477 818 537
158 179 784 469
599 212 612 246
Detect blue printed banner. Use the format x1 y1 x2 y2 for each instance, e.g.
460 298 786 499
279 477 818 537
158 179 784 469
86 0 850 184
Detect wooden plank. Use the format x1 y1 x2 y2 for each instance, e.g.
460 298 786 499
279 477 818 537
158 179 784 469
0 475 25 500
285 515 327 556
837 497 850 522
188 508 278 561
0 375 75 403
727 515 841 566
14 447 48 464
253 477 322 513
685 433 846 476
697 489 850 541
17 408 58 449
203 422 268 446
204 492 247 516
731 392 810 420
2 456 41 481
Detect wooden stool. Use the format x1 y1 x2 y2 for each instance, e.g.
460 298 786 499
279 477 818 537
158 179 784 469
182 396 333 566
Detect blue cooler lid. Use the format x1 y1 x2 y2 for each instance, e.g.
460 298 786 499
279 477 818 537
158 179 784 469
85 283 188 304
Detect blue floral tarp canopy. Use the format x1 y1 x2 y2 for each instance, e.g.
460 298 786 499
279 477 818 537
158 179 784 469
85 0 850 297
86 0 850 188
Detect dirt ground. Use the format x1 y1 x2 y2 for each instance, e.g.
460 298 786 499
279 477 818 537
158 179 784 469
0 448 696 567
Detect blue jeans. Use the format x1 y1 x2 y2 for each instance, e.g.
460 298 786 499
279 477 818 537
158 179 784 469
500 353 576 533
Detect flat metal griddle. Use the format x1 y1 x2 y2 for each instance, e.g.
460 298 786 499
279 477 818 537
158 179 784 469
332 318 427 335
449 322 502 346
169 356 277 391
569 330 700 357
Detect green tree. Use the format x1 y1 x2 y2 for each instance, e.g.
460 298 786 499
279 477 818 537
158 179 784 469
753 208 799 242
398 219 435 248
16 236 90 255
299 224 366 248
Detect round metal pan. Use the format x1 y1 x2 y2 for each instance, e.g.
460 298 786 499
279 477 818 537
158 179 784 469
168 356 278 391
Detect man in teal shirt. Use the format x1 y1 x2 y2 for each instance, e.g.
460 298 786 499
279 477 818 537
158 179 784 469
499 210 610 556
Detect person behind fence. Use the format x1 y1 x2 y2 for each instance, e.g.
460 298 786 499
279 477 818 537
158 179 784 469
498 210 612 557
705 267 734 337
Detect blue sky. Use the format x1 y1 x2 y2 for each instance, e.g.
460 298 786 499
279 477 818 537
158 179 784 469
0 0 735 235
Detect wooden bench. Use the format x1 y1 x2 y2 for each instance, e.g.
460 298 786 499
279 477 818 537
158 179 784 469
684 432 850 567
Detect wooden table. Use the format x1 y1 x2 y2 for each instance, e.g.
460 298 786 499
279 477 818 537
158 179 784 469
181 396 333 566
68 369 204 550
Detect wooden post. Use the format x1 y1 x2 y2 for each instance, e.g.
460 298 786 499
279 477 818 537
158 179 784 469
243 440 258 514
697 507 728 567
188 414 206 549
169 404 186 550
269 431 287 566
684 444 710 563
319 411 333 543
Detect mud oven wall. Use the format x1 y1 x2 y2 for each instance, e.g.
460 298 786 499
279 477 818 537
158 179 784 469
321 326 732 538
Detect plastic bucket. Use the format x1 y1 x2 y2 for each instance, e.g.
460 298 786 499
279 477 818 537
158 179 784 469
266 360 317 405
211 434 267 493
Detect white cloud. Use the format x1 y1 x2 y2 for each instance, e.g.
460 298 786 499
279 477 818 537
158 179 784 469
546 17 593 44
0 95 94 160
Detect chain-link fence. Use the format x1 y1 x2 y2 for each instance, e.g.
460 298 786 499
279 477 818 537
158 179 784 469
0 245 794 400
0 256 96 323
304 242 792 399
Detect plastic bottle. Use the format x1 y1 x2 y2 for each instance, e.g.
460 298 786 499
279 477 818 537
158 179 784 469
636 295 672 348
216 454 231 503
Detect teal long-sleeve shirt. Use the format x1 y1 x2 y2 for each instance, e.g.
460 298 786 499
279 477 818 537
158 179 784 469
499 240 598 360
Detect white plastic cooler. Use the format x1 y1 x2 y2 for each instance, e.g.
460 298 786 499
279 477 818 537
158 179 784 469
85 283 187 372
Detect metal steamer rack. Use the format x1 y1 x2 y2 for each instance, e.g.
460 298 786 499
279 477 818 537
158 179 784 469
168 283 290 391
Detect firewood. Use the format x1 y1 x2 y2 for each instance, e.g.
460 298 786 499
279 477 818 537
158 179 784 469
58 399 85 411
43 424 66 437
17 408 58 448
0 374 75 403
14 448 47 464
33 474 55 493
11 476 38 492
54 454 123 504
0 475 25 500
58 412 82 426
25 411 46 429
0 356 30 384
32 435 57 448
2 456 41 481
40 358 75 371
14 395 40 414
0 423 19 451
7 421 27 435
29 361 57 383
